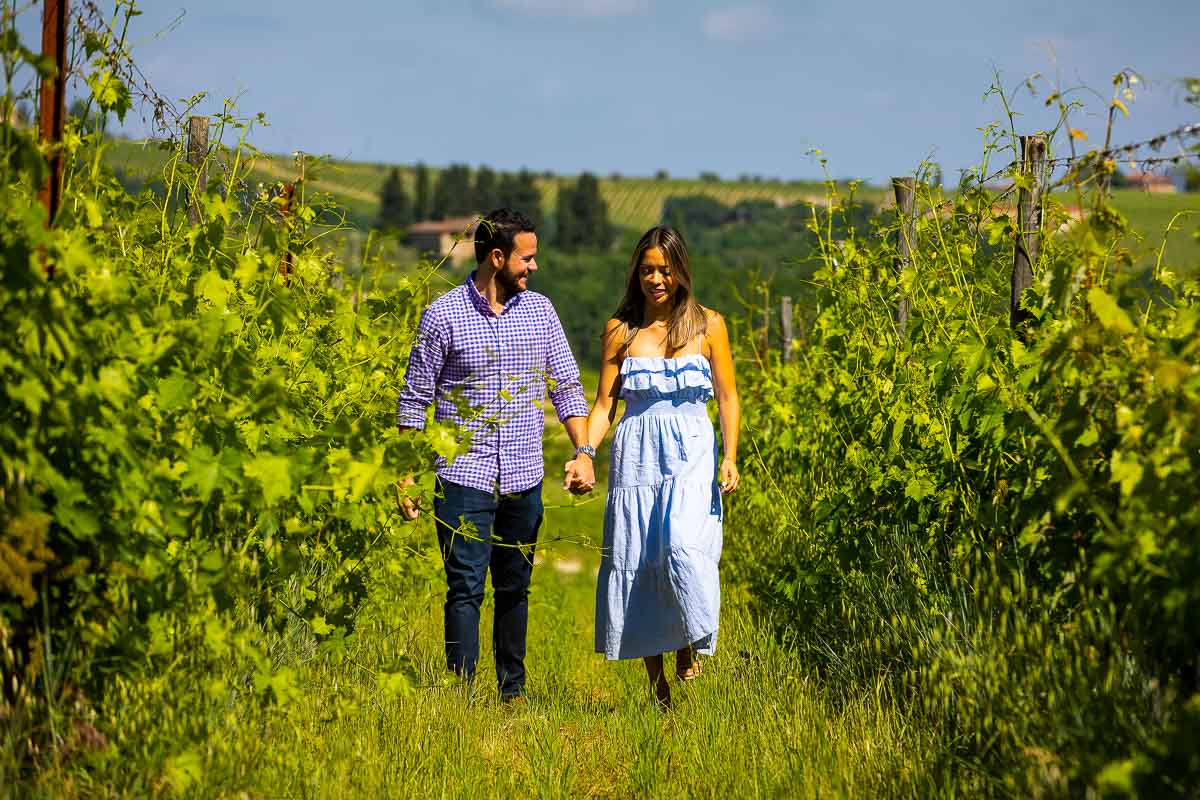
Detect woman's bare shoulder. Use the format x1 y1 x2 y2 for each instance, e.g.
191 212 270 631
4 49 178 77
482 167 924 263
602 318 628 360
701 306 727 332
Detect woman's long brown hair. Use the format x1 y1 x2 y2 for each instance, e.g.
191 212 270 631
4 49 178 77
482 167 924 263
607 225 707 355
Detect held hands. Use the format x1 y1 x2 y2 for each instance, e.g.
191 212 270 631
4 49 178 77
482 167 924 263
719 458 740 495
563 456 596 495
397 474 421 520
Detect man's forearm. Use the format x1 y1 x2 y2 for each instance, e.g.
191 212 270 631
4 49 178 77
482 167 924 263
562 416 588 450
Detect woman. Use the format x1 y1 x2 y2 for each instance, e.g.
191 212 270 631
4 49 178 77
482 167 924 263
578 225 740 708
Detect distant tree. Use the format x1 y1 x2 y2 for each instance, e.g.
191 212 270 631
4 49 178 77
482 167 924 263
497 173 518 214
474 165 499 213
498 169 543 229
1075 160 1132 189
431 163 474 219
413 162 431 221
654 169 669 181
662 195 729 230
699 171 720 183
518 170 545 230
555 182 577 249
68 97 106 135
579 172 612 248
608 171 622 182
557 172 612 251
1184 165 1200 193
731 199 774 224
375 167 412 230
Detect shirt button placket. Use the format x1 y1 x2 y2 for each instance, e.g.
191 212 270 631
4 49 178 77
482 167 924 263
493 310 503 493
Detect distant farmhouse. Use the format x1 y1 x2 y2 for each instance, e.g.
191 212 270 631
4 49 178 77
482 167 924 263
1126 171 1177 193
406 216 479 264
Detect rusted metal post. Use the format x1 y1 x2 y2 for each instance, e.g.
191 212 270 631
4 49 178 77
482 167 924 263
37 0 68 257
780 296 794 363
891 177 915 339
1011 135 1047 332
186 116 209 225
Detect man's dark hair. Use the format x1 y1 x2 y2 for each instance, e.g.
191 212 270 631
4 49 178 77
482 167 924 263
474 207 536 265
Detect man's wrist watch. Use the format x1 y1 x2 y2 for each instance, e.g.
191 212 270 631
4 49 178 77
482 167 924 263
574 444 596 459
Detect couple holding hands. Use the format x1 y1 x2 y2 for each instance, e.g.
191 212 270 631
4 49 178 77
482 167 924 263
397 208 740 708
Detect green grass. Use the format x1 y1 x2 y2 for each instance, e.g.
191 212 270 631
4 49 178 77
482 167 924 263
28 378 963 798
207 578 942 798
1109 190 1200 274
1045 188 1200 274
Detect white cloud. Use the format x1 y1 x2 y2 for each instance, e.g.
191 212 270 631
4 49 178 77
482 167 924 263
702 4 776 43
492 0 648 17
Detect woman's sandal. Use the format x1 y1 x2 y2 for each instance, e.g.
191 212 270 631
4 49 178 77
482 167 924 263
676 649 702 682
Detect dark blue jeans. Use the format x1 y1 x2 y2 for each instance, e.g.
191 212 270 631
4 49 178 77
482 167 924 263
434 478 543 699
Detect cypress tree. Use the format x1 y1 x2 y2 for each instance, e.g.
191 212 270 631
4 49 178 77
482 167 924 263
431 163 474 220
474 166 499 214
555 181 577 249
559 172 611 251
499 169 547 230
413 162 431 221
375 167 411 231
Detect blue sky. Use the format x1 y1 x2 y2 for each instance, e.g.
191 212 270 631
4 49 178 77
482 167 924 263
16 0 1200 184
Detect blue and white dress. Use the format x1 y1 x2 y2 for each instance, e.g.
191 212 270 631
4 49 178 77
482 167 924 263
595 353 723 660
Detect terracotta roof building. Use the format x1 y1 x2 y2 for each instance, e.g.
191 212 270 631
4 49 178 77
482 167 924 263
1126 171 1177 193
406 216 479 264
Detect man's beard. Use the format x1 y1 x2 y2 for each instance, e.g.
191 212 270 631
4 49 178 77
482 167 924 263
497 267 526 297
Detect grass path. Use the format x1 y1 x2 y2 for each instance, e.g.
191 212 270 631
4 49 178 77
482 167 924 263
233 546 936 797
251 586 924 797
173 424 953 799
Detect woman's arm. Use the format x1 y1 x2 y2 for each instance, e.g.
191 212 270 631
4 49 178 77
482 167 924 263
585 318 626 450
705 310 741 494
562 319 625 493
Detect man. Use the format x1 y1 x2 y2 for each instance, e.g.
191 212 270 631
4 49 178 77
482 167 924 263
396 208 595 702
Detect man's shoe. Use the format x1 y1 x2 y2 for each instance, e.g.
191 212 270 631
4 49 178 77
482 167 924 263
500 693 528 708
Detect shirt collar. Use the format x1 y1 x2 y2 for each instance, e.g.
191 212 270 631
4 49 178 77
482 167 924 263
465 271 522 316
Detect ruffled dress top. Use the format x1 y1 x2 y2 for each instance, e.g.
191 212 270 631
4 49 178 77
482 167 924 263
594 353 723 660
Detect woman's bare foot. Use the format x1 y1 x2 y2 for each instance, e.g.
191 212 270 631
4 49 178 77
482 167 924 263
644 654 671 709
675 645 701 682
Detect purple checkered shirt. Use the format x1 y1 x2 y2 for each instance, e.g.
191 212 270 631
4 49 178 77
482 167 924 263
396 272 588 494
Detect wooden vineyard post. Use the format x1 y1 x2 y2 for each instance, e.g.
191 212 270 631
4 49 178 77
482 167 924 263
186 116 209 226
37 0 68 276
334 230 357 291
1011 135 1046 333
780 296 794 363
891 177 915 339
760 285 771 359
278 182 294 286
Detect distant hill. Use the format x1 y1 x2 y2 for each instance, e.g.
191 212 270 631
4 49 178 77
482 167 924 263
103 138 1197 273
103 139 866 232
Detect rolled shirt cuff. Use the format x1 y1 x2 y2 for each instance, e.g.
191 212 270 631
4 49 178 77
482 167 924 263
396 403 428 430
549 384 588 422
